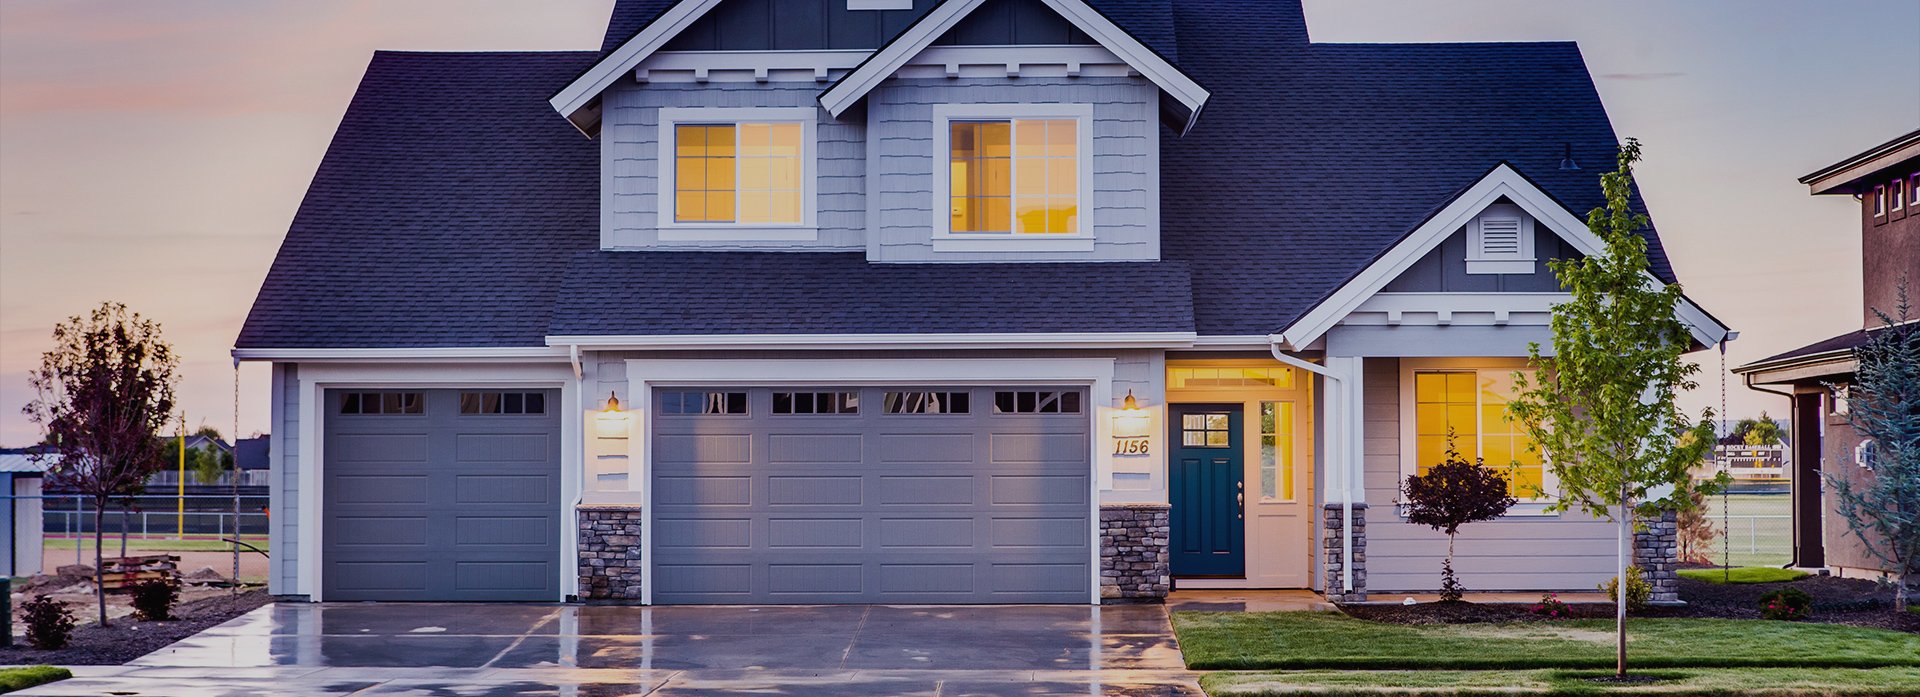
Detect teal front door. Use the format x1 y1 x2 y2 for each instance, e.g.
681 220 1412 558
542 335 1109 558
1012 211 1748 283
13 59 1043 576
1169 404 1245 578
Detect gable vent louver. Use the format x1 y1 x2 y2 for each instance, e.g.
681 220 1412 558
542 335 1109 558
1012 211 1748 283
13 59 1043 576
1478 218 1524 256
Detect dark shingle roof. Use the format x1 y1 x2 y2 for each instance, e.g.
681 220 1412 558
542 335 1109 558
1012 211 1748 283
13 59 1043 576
550 252 1193 336
240 0 1695 349
1741 328 1874 369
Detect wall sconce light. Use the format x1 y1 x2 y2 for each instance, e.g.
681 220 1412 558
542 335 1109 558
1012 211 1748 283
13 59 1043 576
1111 389 1152 456
1121 389 1141 413
595 390 630 438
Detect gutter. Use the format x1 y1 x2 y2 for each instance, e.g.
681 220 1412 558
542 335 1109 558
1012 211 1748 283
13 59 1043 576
1267 341 1357 593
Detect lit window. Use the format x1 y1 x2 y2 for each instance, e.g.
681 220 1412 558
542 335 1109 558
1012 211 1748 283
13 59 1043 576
1180 412 1232 447
1411 370 1544 498
949 119 1078 235
1168 366 1295 390
674 122 803 224
1260 402 1295 501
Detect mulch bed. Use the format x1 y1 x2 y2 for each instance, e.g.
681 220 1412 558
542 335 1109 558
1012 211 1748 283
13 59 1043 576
1340 574 1917 633
0 589 271 665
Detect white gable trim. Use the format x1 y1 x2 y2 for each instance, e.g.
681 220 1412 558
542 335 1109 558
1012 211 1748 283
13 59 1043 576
817 0 1207 130
550 0 725 134
1274 163 1729 350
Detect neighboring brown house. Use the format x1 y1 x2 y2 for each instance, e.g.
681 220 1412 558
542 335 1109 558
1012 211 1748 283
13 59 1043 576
1735 129 1919 578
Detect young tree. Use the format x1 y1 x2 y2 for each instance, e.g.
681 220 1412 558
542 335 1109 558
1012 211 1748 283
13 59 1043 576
1508 140 1717 678
1829 283 1918 611
1402 439 1517 602
23 303 178 628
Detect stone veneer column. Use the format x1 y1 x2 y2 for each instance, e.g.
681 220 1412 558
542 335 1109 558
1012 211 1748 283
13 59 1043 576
1321 503 1368 603
1634 509 1682 605
1099 503 1169 602
577 504 644 602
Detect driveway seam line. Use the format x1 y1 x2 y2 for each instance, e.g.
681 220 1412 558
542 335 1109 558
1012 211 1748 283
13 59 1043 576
839 605 871 669
479 607 562 669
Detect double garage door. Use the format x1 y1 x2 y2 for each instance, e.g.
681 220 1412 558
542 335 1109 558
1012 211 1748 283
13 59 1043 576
323 389 561 601
651 386 1092 604
321 385 1090 604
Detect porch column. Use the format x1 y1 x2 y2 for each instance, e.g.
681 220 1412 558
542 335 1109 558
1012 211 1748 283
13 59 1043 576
1319 356 1368 603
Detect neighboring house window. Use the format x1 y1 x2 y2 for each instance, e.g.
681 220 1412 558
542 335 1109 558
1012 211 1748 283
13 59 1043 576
657 107 817 239
1259 401 1295 501
1873 184 1887 217
884 391 970 414
459 391 547 415
1402 365 1549 501
1891 178 1906 211
340 392 424 415
659 390 748 415
773 391 859 414
1854 439 1877 470
932 104 1094 250
1464 203 1536 274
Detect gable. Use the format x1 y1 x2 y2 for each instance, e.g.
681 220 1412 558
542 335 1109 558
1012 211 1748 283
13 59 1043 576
933 0 1099 46
658 0 936 51
1380 200 1584 294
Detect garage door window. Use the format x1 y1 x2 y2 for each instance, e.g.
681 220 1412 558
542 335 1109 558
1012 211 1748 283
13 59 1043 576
993 390 1080 414
773 391 859 414
660 390 748 415
459 391 546 415
884 391 970 414
340 392 424 415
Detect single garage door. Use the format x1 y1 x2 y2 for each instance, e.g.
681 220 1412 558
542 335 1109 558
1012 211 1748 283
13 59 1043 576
651 386 1092 604
322 388 561 601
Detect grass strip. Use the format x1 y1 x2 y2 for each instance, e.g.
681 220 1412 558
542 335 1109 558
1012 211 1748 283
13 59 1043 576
1171 611 1920 670
0 666 72 693
1199 667 1920 696
1677 567 1809 584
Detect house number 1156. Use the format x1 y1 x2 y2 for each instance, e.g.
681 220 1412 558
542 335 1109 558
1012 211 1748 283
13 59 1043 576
1113 437 1151 456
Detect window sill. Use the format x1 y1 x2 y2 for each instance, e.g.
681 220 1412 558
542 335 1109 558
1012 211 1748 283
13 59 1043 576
1465 258 1537 275
658 226 818 242
931 235 1096 253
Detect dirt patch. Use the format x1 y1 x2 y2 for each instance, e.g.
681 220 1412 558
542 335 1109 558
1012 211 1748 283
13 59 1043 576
1644 573 1920 632
1341 600 1611 625
0 589 270 665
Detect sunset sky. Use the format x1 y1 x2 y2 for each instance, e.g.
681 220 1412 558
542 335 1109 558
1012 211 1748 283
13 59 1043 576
1 0 1916 446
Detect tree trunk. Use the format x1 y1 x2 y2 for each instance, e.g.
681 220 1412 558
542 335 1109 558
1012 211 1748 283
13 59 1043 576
1616 489 1629 678
93 503 108 628
1898 572 1910 614
118 504 129 558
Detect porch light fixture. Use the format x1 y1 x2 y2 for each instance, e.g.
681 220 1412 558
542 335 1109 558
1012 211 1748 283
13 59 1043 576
604 391 621 412
595 391 629 438
1122 390 1140 412
1111 389 1152 453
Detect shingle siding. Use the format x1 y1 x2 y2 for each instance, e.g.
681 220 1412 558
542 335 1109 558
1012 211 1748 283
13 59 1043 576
868 77 1160 262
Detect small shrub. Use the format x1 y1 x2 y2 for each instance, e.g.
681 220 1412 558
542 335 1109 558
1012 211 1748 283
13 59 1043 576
129 579 179 621
1599 566 1651 612
1530 592 1573 619
1759 587 1813 621
21 596 76 650
1402 436 1516 602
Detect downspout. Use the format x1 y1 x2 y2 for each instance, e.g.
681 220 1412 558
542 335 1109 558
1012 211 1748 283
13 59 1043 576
1269 341 1357 592
567 344 585 601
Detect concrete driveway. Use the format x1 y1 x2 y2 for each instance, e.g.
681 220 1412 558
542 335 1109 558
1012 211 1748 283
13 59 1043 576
22 603 1198 696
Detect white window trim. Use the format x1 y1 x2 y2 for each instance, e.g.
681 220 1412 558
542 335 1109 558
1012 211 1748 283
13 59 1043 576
1465 203 1537 275
1397 358 1560 516
655 106 819 241
931 103 1096 253
1891 178 1906 211
1873 184 1887 216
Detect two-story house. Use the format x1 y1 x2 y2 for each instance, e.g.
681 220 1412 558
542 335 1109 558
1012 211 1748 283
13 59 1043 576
236 0 1730 604
1736 128 1919 579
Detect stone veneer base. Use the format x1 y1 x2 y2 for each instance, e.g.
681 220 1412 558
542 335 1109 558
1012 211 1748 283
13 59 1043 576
1099 503 1170 602
1322 503 1368 603
578 504 644 602
1634 509 1682 605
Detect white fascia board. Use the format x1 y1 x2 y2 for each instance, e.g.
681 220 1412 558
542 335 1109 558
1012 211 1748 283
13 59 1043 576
1188 334 1273 349
1278 163 1730 350
818 0 1208 124
231 347 571 362
549 0 725 133
546 332 1197 350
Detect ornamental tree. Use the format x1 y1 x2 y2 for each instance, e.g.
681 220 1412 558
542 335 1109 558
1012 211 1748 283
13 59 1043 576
1829 282 1919 612
1402 438 1516 602
1507 140 1718 678
23 302 178 628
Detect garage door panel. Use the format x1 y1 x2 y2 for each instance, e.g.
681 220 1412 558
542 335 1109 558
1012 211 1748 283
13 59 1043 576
323 388 560 601
652 386 1090 604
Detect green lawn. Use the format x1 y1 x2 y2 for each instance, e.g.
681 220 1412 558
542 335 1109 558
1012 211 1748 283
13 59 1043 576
1171 612 1920 670
1201 667 1920 696
1677 567 1809 584
44 537 268 553
0 666 70 693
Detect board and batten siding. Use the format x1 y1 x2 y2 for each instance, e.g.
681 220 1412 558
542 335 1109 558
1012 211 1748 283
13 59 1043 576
601 81 866 251
268 363 299 595
1360 358 1621 592
867 77 1160 262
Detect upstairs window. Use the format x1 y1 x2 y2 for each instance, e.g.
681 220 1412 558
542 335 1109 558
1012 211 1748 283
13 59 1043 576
658 107 816 237
1890 178 1906 211
1873 184 1887 217
933 104 1092 250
